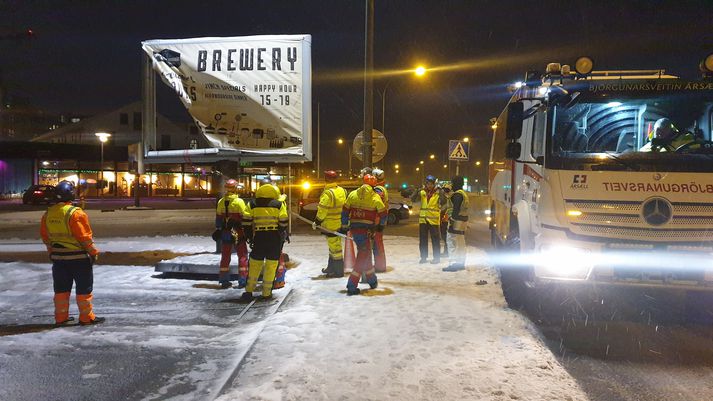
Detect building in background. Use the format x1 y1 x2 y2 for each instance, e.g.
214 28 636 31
30 101 209 150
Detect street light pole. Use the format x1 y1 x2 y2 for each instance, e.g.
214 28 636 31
95 132 111 197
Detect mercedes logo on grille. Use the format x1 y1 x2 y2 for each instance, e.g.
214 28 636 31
641 197 672 226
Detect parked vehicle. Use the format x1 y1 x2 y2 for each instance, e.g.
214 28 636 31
299 182 411 224
22 185 56 204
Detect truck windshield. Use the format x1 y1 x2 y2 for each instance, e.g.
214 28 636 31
548 91 713 171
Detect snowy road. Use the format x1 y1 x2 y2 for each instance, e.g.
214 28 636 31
2 207 713 400
0 234 588 401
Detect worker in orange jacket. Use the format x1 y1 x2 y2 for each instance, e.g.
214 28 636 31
40 181 104 326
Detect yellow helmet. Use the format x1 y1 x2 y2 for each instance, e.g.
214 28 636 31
256 182 280 199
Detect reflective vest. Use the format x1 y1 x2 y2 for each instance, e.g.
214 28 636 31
244 196 288 232
45 203 82 250
449 189 470 233
419 189 441 225
317 184 347 230
374 185 389 203
342 184 387 229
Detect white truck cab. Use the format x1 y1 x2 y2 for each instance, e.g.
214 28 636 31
490 56 713 307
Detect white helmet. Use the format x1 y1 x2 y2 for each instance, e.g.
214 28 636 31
372 168 385 183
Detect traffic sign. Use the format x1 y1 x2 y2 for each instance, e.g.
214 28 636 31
448 140 469 161
353 129 388 163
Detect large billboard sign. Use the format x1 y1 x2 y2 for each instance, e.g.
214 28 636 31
141 35 312 158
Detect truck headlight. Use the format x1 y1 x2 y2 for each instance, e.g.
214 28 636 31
534 245 593 280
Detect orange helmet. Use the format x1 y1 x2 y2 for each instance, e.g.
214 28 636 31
324 170 338 181
224 179 239 193
363 174 377 187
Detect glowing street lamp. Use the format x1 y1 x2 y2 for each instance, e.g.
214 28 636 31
414 65 427 77
95 132 111 197
463 137 469 142
419 160 424 165
337 138 351 176
394 164 400 169
476 161 481 166
429 154 435 160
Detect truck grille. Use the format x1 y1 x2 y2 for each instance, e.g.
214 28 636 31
565 200 713 241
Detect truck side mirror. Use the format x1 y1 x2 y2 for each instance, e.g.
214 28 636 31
505 102 524 140
505 142 521 159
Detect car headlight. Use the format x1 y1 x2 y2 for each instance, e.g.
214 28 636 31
402 204 409 209
533 245 593 280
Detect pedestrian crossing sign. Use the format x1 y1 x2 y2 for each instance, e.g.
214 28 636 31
448 140 469 161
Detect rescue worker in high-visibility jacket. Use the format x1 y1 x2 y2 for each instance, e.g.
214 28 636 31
214 179 248 288
240 182 289 301
40 181 104 326
370 168 388 272
640 118 698 152
439 183 452 258
410 175 444 264
341 174 387 295
312 170 348 278
443 176 470 272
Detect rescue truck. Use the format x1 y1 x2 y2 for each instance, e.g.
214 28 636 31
489 55 713 308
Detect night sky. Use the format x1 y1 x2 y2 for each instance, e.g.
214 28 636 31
2 0 713 181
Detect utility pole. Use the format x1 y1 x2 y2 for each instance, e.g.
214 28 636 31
316 102 320 178
362 0 374 168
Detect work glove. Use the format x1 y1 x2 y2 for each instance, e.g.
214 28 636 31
211 229 222 242
311 221 318 230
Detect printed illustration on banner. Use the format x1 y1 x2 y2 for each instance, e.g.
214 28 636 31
448 140 469 161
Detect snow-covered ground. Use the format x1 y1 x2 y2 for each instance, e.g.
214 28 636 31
0 234 588 401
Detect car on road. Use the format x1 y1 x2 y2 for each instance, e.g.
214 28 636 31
299 183 411 225
22 185 56 204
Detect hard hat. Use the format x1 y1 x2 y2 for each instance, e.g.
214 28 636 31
55 180 76 202
224 179 239 193
425 175 437 183
372 168 385 183
255 182 280 199
359 167 373 178
324 170 338 181
363 174 377 187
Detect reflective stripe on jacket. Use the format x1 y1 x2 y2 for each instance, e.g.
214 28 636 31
317 184 347 230
419 189 441 225
243 199 288 231
342 184 387 229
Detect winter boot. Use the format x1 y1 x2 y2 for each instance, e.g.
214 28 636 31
368 276 378 289
80 316 105 326
347 287 361 296
220 281 233 289
331 259 345 277
442 264 465 272
240 291 254 302
54 316 75 327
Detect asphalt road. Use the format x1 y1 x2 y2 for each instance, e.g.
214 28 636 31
2 202 713 400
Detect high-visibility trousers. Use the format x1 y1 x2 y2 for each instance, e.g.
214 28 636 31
347 229 376 290
372 231 386 272
219 232 249 285
52 257 96 324
246 231 282 297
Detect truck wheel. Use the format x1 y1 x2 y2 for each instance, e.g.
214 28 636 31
498 229 533 310
387 211 399 225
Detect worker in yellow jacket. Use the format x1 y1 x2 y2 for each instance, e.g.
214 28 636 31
40 181 104 326
240 182 289 301
312 170 347 278
410 175 443 264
